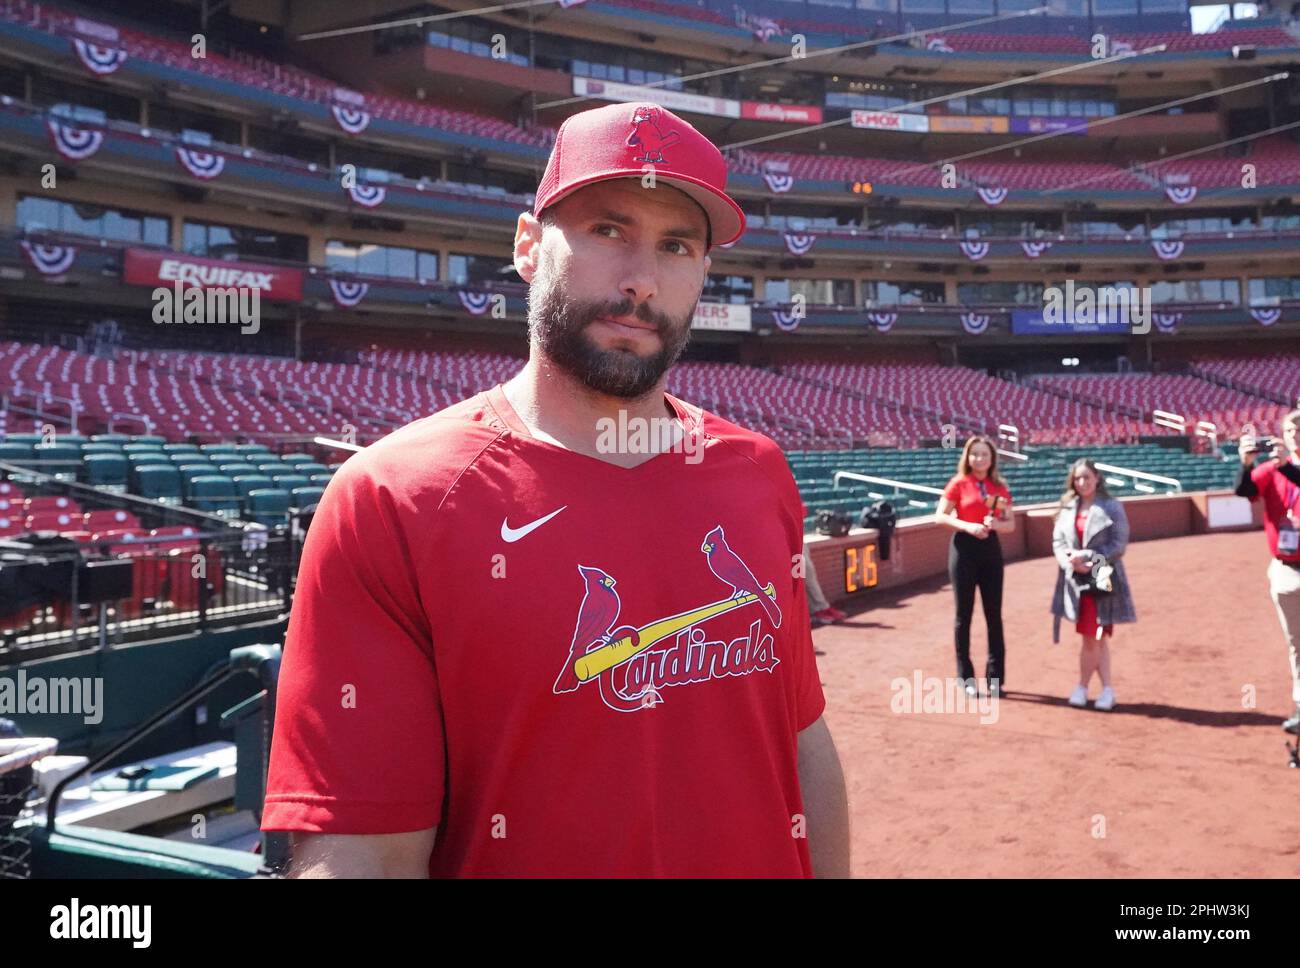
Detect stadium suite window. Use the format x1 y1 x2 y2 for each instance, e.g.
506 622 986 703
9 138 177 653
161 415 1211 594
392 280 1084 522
1093 0 1138 12
957 281 1044 305
1249 277 1300 301
863 281 945 305
449 253 521 287
326 241 438 281
855 0 898 9
705 275 755 303
182 221 307 263
766 278 855 306
17 195 169 245
1150 279 1240 304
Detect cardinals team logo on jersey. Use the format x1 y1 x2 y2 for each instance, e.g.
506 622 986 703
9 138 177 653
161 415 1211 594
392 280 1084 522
626 106 680 165
553 525 782 713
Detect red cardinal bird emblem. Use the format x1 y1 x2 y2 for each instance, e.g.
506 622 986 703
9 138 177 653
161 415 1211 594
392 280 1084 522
701 525 781 628
626 105 681 164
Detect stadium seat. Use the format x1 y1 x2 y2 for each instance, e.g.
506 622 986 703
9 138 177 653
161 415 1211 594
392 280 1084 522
83 509 142 533
291 486 325 509
84 453 129 489
247 488 291 527
232 474 274 500
26 511 78 532
133 464 183 504
24 495 79 515
309 474 333 486
91 434 131 444
294 463 329 477
217 463 259 477
0 443 34 463
81 442 125 455
279 453 315 465
271 474 310 492
190 475 241 515
0 482 25 500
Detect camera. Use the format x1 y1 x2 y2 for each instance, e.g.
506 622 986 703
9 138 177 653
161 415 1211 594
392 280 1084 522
815 509 853 538
858 500 897 560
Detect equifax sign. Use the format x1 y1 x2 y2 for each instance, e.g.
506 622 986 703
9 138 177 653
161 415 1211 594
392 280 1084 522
122 248 304 302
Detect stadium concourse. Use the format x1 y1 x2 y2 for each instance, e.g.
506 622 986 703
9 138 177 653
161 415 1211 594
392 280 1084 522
817 529 1300 878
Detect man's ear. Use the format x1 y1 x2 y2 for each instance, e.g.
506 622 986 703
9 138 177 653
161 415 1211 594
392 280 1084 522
703 252 712 274
514 212 543 283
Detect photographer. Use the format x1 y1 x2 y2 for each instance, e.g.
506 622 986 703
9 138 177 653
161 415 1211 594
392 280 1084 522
936 436 1016 698
1051 459 1135 712
1236 411 1300 734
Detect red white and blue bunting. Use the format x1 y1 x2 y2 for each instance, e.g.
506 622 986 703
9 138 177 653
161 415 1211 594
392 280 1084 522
346 182 387 208
1164 184 1197 205
960 312 990 335
1021 240 1052 259
926 36 954 52
783 232 816 256
1250 306 1281 327
763 171 793 194
47 119 104 160
72 38 126 75
976 186 1008 207
771 308 801 332
1153 311 1182 334
328 279 369 308
457 291 492 316
20 241 76 275
867 311 897 333
960 240 989 261
331 103 371 136
176 147 225 180
1152 239 1185 261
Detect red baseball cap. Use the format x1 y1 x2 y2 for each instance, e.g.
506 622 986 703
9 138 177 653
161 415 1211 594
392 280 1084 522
533 102 746 250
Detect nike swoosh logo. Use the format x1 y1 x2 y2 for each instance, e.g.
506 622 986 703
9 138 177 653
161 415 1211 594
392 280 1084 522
500 505 567 543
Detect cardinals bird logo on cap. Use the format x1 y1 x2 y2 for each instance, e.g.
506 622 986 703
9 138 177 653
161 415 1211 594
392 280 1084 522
627 106 680 164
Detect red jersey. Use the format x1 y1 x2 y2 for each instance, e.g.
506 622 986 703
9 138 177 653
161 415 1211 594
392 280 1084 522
942 473 1012 525
262 385 825 877
1248 459 1300 562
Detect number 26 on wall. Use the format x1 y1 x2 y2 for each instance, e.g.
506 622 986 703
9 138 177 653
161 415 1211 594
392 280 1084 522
844 543 879 594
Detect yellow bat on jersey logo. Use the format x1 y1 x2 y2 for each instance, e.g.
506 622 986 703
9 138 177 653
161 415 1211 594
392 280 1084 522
572 582 776 683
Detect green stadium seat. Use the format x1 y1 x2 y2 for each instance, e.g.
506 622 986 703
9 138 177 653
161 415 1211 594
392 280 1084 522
32 442 81 477
162 443 201 454
308 473 332 486
0 443 33 463
177 464 218 498
232 474 273 499
279 453 315 466
271 474 310 491
255 462 284 474
190 475 241 515
133 464 183 504
91 433 131 444
295 463 328 477
132 435 167 447
4 433 44 446
291 486 325 509
234 443 271 457
81 442 124 455
84 453 129 489
217 463 259 478
247 488 291 527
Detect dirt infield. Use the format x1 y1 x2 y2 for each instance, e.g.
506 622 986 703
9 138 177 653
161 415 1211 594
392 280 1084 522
818 529 1300 878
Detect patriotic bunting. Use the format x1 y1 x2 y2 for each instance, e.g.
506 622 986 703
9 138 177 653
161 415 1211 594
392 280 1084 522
1164 185 1197 205
175 147 225 180
763 172 793 194
20 241 76 275
783 232 816 256
328 279 368 308
72 38 126 75
346 182 387 208
960 312 990 335
331 103 371 136
867 312 897 333
457 291 492 316
976 186 1007 207
47 119 103 160
1021 240 1052 259
960 240 989 261
1250 306 1281 327
771 308 801 332
926 36 954 52
1153 311 1182 334
1152 240 1185 261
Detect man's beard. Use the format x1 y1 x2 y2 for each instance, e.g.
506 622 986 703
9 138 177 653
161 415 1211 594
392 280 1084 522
528 258 695 400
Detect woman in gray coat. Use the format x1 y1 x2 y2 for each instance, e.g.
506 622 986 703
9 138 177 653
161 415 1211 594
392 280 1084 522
1052 459 1137 711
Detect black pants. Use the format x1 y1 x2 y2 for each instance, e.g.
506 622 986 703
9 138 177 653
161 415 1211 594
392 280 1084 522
948 531 1006 687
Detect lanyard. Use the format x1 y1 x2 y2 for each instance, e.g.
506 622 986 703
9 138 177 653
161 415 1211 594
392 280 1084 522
976 478 989 501
1285 480 1299 524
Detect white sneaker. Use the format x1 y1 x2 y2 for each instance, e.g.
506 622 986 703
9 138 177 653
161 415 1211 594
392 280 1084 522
1068 685 1088 708
1095 687 1116 711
